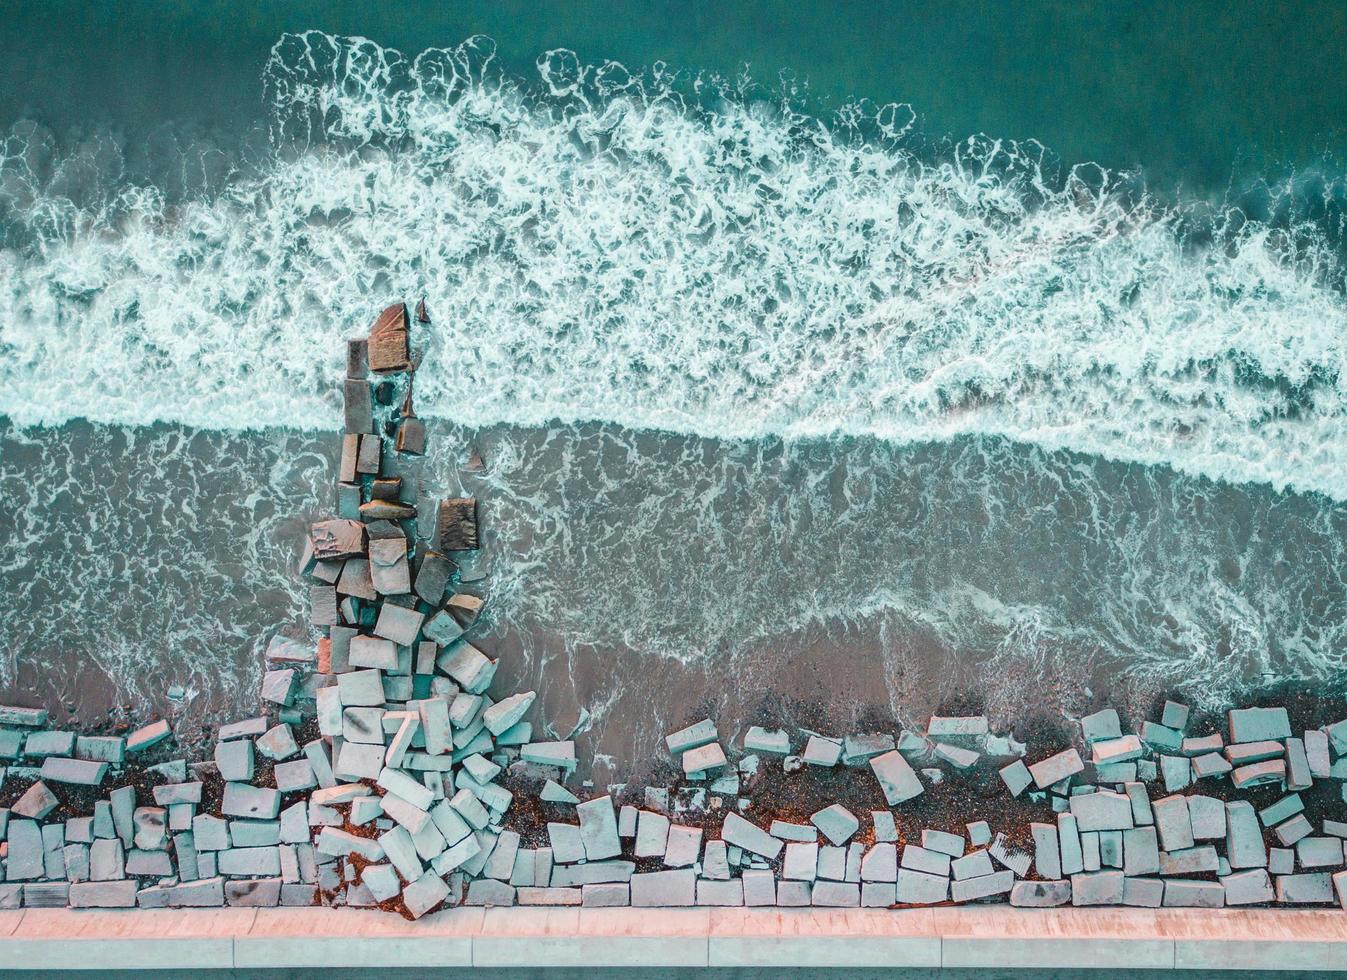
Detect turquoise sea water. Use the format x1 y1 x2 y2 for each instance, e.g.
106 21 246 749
1 3 1345 759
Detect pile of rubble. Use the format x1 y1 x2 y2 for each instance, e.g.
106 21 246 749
3 302 1347 916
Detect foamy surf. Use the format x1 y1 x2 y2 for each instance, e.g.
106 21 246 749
1 31 1345 504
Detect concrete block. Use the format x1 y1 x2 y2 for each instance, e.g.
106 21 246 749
682 741 727 775
1070 790 1134 831
1029 748 1084 789
1276 814 1314 847
1297 836 1344 869
895 868 948 904
1152 794 1194 852
1161 700 1190 730
1276 872 1335 903
1057 813 1083 875
5 819 44 879
810 880 859 907
770 820 816 842
697 878 743 906
1031 822 1061 879
1228 706 1292 743
1122 826 1159 876
126 720 172 753
214 739 254 782
663 825 703 868
1225 800 1267 869
860 842 897 882
1071 870 1124 905
999 759 1033 797
1224 868 1276 905
1010 879 1071 907
811 804 859 846
39 756 108 786
1142 722 1184 753
869 750 924 805
631 868 696 907
741 869 776 906
1120 876 1163 908
951 849 994 881
68 880 138 908
989 832 1032 876
1161 754 1192 792
1160 845 1219 875
582 882 631 907
775 880 812 906
721 813 783 860
12 781 58 819
951 869 1014 903
1188 794 1225 839
783 842 819 881
222 782 281 820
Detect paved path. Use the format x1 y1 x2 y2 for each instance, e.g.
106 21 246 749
2 906 1347 971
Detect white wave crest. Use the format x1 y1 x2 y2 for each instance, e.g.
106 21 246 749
1 32 1346 499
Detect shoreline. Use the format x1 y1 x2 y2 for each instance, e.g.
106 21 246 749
3 303 1347 926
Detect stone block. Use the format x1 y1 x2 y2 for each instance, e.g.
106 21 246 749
1141 722 1184 753
783 842 819 881
349 636 398 670
951 869 1014 903
697 878 744 906
735 726 790 757
1071 870 1124 906
895 868 948 904
721 812 783 860
222 783 281 820
990 831 1033 876
1188 794 1226 839
1160 845 1219 876
1296 836 1344 869
13 780 58 819
632 809 671 859
952 849 994 881
811 804 859 846
663 825 702 868
1031 822 1061 879
1011 879 1072 907
1276 814 1313 847
1070 790 1134 831
374 604 425 647
999 759 1033 797
1029 748 1084 789
40 756 108 785
810 880 859 907
582 882 630 907
802 735 842 767
895 846 948 881
215 739 255 782
1224 800 1266 869
1161 700 1190 730
23 729 75 757
1121 876 1164 908
5 819 44 880
1277 871 1335 903
1122 825 1159 876
1080 709 1121 742
575 795 622 861
870 750 924 805
1220 867 1275 905
68 879 138 908
261 668 296 706
683 741 727 775
630 868 696 907
1228 706 1292 743
1152 794 1194 852
437 498 480 551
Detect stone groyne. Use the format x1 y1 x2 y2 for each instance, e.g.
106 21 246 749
2 303 1347 920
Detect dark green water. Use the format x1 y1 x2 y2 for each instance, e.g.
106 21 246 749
4 0 1345 191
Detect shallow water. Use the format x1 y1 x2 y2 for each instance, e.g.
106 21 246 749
2 9 1346 766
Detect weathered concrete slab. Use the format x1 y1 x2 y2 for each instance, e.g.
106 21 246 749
10 909 251 968
238 907 481 967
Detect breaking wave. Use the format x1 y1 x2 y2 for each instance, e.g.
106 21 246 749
1 30 1346 505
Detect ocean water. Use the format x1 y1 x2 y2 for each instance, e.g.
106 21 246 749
2 15 1346 762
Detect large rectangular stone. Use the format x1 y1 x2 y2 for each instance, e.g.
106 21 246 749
869 750 924 805
1228 706 1292 743
1226 801 1267 869
1029 748 1085 789
721 813 783 860
630 869 696 907
1069 791 1134 831
40 756 109 785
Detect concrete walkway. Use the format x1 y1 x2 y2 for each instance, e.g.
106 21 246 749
2 907 1347 971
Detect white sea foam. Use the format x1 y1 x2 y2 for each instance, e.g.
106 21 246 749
1 32 1346 501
